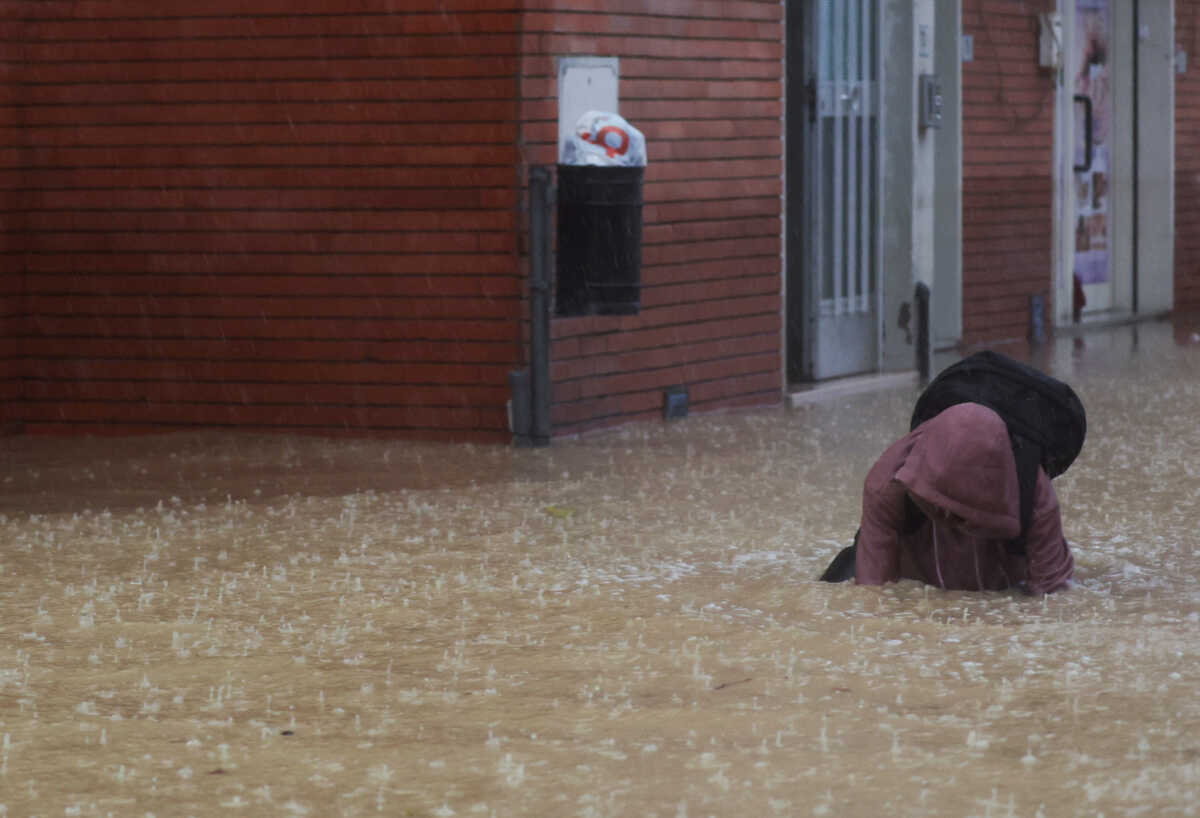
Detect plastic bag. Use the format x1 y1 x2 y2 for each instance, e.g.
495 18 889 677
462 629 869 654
561 110 646 167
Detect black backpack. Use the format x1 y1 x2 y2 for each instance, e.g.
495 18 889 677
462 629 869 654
908 350 1086 551
819 350 1086 582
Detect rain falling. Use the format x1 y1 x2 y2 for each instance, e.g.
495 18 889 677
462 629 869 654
0 321 1199 816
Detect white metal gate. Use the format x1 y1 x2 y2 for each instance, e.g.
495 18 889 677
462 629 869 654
803 0 880 379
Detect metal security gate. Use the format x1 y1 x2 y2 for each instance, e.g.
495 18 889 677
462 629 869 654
800 0 880 380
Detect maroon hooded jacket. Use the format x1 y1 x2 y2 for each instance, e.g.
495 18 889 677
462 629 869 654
855 402 1074 593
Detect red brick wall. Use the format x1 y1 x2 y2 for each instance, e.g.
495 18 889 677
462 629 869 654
0 10 25 429
1178 0 1200 311
960 0 1055 346
0 264 20 432
2 1 521 439
518 1 784 436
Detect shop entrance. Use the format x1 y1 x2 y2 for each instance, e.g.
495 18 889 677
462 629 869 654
1055 0 1174 323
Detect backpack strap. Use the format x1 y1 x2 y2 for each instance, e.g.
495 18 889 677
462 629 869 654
1007 432 1042 554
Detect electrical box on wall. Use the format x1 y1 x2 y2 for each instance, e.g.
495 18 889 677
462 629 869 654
918 74 943 129
557 58 619 162
1039 13 1063 69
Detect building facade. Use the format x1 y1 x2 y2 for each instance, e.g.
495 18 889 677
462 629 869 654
1 1 1196 440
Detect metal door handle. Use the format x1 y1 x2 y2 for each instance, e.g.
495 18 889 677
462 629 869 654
1073 94 1093 172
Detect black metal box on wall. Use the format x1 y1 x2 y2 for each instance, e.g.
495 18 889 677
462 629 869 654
555 165 643 316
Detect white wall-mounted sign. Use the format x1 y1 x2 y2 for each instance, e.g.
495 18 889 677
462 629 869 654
557 58 619 164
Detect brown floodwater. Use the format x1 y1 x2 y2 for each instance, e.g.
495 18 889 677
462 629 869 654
1 319 1199 817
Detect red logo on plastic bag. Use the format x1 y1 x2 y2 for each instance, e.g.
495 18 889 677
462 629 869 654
580 126 630 158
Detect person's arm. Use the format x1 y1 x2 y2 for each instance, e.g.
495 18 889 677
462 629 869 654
855 456 911 585
1023 470 1075 594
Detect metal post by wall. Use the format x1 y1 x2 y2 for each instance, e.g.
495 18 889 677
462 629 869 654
528 166 553 446
915 281 932 385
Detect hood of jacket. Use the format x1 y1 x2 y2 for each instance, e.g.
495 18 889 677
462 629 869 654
893 402 1021 539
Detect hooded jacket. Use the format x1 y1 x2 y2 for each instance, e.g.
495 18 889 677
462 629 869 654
855 402 1074 593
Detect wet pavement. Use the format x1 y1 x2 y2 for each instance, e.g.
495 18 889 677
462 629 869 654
1 316 1199 816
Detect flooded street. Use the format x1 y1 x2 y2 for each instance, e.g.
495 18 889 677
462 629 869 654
2 320 1199 817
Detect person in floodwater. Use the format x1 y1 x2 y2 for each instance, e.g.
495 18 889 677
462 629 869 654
852 402 1075 593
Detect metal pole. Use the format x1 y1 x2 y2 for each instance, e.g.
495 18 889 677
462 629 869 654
915 281 932 385
528 166 552 446
1130 0 1139 315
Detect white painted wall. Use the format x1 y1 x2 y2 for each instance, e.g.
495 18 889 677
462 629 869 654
933 0 963 347
881 0 962 370
912 0 937 295
1135 0 1175 315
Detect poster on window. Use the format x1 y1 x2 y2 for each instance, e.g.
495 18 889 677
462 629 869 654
1073 0 1111 286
